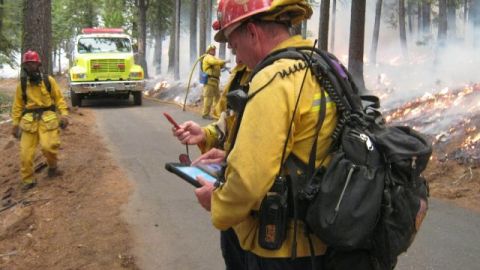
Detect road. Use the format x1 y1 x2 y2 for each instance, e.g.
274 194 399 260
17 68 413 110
92 98 480 270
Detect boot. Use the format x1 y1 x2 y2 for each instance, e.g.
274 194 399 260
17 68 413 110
21 181 37 192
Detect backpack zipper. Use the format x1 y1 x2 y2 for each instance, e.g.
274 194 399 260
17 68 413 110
330 164 357 223
349 131 374 151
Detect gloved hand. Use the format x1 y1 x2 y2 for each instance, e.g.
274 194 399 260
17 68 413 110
11 125 20 139
59 116 69 129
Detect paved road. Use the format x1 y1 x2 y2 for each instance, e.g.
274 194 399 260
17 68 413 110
92 98 480 270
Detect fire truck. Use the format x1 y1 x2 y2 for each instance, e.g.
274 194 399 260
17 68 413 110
68 28 145 106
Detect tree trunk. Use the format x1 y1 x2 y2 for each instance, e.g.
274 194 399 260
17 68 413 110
464 0 468 26
137 0 149 78
370 0 383 64
0 0 3 33
417 1 422 40
154 31 163 75
318 0 330 50
447 0 457 39
173 0 181 80
348 0 366 92
473 0 480 48
407 0 414 34
190 0 198 65
168 19 175 73
422 0 431 39
206 0 213 43
58 47 61 75
399 0 408 57
22 0 52 74
438 0 448 47
330 0 337 52
199 1 207 56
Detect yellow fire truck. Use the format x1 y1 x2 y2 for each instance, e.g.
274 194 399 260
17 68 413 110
68 28 145 106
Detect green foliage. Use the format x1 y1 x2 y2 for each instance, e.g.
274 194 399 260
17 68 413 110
0 0 22 67
148 0 173 37
0 92 12 114
103 0 126 28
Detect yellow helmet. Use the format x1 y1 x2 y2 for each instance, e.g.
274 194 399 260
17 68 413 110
212 0 313 42
206 44 216 53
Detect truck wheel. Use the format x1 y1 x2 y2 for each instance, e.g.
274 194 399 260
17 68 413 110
71 90 82 107
133 92 142 106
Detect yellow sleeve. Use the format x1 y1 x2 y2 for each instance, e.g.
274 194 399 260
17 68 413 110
10 83 24 126
198 125 220 153
203 55 225 72
48 76 69 116
211 64 297 230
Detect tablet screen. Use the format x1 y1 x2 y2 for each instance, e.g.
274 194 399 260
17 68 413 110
177 166 217 183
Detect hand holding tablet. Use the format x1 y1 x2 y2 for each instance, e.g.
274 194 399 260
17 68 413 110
165 162 221 188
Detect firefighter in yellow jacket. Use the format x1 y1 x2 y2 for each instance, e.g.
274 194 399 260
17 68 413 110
201 44 226 120
189 1 377 269
10 50 69 191
173 62 251 269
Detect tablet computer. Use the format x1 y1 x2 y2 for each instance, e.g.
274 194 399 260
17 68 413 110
165 162 219 188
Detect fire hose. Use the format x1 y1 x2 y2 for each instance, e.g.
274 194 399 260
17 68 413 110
183 54 206 111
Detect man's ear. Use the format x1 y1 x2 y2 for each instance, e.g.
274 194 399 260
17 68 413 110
245 22 258 42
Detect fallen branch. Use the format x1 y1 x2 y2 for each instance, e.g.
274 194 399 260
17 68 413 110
0 251 18 257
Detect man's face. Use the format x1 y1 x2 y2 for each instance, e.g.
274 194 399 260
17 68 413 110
227 24 257 69
23 61 41 74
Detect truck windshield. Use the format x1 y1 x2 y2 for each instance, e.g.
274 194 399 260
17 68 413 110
77 37 131 54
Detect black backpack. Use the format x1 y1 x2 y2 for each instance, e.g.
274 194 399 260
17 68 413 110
246 47 432 269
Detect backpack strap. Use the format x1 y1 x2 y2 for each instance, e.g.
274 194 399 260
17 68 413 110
21 76 28 104
20 74 53 105
43 74 52 93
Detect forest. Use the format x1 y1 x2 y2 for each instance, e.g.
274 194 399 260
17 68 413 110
0 0 479 90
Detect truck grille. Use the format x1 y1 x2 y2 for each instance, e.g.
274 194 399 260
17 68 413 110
90 59 125 73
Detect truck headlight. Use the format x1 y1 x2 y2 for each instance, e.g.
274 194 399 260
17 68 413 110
129 71 143 79
72 73 86 79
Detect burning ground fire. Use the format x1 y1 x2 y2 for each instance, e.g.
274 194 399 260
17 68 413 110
384 83 480 166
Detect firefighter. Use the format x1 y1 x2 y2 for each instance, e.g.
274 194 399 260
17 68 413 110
11 50 69 192
201 44 227 120
189 1 376 269
173 61 251 270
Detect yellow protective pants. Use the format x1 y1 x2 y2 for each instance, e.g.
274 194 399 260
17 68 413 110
19 113 60 184
202 84 220 117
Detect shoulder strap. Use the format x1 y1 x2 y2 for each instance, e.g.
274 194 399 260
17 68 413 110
21 76 28 104
43 74 52 93
20 74 53 104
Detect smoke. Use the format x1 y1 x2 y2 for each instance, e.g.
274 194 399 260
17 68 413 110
146 1 479 109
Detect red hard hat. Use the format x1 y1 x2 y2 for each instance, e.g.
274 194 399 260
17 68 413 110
212 0 312 42
22 50 41 64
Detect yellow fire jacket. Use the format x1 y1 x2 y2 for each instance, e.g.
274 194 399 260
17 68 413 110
202 54 225 88
211 35 338 258
200 64 251 153
11 76 69 126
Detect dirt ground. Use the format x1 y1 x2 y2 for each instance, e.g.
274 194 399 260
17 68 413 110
0 77 138 269
0 76 478 269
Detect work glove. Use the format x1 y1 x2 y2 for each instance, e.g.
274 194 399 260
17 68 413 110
59 116 69 129
11 125 20 139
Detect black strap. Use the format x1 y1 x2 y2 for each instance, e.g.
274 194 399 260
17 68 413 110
286 86 327 261
228 67 247 93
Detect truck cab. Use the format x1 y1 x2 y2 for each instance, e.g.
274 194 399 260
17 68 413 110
69 28 145 106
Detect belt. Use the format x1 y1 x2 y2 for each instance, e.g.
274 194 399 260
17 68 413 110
22 105 56 119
